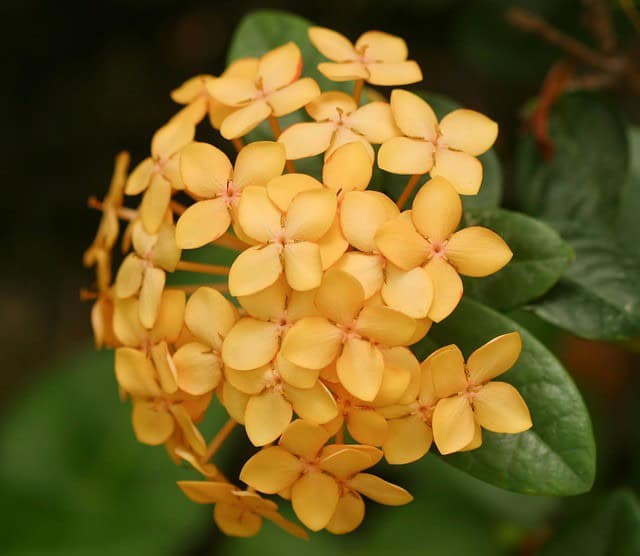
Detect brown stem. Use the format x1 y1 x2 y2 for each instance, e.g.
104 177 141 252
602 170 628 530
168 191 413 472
88 197 136 221
396 174 422 209
172 283 229 294
231 137 244 153
214 232 249 251
80 288 99 301
205 419 237 461
175 260 230 275
335 425 345 444
169 200 187 216
353 79 365 104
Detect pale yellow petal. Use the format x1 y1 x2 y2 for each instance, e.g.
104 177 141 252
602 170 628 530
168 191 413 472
152 289 186 343
150 340 178 394
322 141 373 193
151 117 194 159
439 109 498 156
446 227 513 277
258 42 302 92
237 185 282 243
214 502 263 538
221 381 249 423
382 265 433 319
170 75 210 104
318 215 349 269
285 189 337 241
276 353 320 389
180 142 231 198
349 102 400 143
432 396 475 455
318 61 368 82
423 257 463 322
268 78 321 117
318 447 377 478
237 275 287 320
390 89 437 140
266 173 323 212
340 190 391 252
367 61 422 86
383 416 432 464
114 254 144 298
140 177 171 234
233 140 286 190
286 381 338 424
125 157 154 195
278 122 335 159
374 350 415 406
327 127 374 161
427 344 467 398
115 347 160 396
177 480 235 504
291 472 340 531
245 390 293 446
132 401 174 445
184 286 237 347
461 423 483 452
355 305 416 346
347 473 413 505
208 77 259 106
112 298 145 347
467 332 522 385
356 31 408 63
223 57 260 79
280 419 330 459
378 136 433 175
222 318 280 370
240 446 304 494
374 214 429 270
337 338 384 402
173 342 222 395
225 365 269 396
175 198 231 249
306 91 357 121
139 267 165 329
474 382 532 433
282 317 343 369
334 252 384 299
347 408 388 446
315 268 365 325
432 148 483 195
170 404 207 455
284 241 323 291
411 176 461 242
309 27 357 62
228 244 283 297
220 100 271 139
326 492 365 535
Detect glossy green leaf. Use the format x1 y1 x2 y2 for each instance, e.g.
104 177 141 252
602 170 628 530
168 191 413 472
529 222 640 340
380 90 503 210
514 92 628 226
617 127 640 258
461 208 573 310
540 489 640 556
424 298 595 496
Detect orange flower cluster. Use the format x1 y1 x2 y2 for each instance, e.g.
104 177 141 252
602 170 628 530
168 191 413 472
83 26 532 539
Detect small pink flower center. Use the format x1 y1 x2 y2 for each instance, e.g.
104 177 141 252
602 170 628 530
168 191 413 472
221 180 239 206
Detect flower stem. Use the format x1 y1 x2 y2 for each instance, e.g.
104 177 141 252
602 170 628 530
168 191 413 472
231 137 244 153
214 232 249 251
205 419 237 461
87 196 136 220
169 200 187 215
173 283 229 294
353 79 364 104
80 288 99 301
396 174 422 209
268 114 296 173
175 260 230 275
335 425 345 444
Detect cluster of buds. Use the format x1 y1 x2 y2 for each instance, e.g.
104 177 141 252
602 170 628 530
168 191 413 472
83 26 532 539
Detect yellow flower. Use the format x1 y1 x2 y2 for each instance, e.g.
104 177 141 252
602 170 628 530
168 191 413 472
239 420 412 532
208 43 321 139
428 332 532 455
378 89 498 195
375 177 512 322
171 57 259 128
308 27 422 86
281 269 416 401
228 183 337 296
277 91 399 160
178 480 308 539
175 141 285 249
114 219 181 329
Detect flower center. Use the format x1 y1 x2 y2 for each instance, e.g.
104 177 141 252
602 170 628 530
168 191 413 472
221 180 239 206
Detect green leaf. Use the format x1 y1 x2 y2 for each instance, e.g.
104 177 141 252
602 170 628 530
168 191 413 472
380 90 503 210
0 349 216 555
540 489 640 556
528 222 640 340
617 127 640 259
461 208 573 310
424 298 595 496
514 92 628 226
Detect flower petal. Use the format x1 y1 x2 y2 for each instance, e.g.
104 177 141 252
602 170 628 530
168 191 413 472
245 390 293 446
115 347 160 396
307 91 357 120
411 176 461 242
347 473 413 505
132 401 174 445
474 382 532 433
340 190 391 252
423 257 463 322
180 142 231 198
150 340 178 394
383 416 432 464
240 446 304 494
334 252 384 299
432 395 475 455
280 419 330 459
114 254 145 299
432 148 483 195
173 342 222 395
376 346 419 406
184 287 237 347
268 78 321 118
327 127 375 161
439 109 498 156
281 317 343 369
347 408 388 446
319 447 377 478
378 136 433 175
322 141 372 193
175 198 231 249
291 472 340 531
337 338 384 402
382 265 433 319
151 117 194 160
169 404 207 455
285 189 337 241
276 353 320 389
228 244 283 297
367 61 422 86
177 480 235 504
427 344 467 398
221 382 249 423
349 102 400 143
446 226 513 277
356 31 408 62
315 268 365 325
286 381 338 424
208 77 259 106
318 215 349 269
467 332 522 385
225 365 270 395
139 267 166 329
220 100 271 139
140 177 171 234
125 157 154 195
284 241 323 291
326 492 365 535
237 275 287 320
267 173 323 211
278 122 335 159
318 62 368 82
389 89 437 140
237 186 282 243
222 318 281 370
355 305 416 346
309 27 357 62
214 502 263 538
375 214 429 270
234 140 286 190
258 42 302 92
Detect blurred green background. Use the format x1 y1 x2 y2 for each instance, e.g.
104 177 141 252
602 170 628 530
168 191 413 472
2 0 640 554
